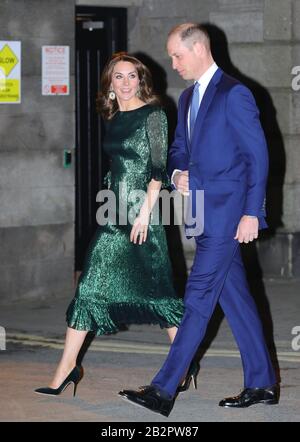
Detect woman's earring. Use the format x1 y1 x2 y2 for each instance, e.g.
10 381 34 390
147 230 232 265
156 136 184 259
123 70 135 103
136 88 141 98
109 90 116 100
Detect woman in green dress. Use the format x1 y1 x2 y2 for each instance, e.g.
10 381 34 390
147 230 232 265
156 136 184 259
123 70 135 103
35 53 184 397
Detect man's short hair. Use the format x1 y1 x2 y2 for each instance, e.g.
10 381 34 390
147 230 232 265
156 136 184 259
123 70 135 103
168 23 210 50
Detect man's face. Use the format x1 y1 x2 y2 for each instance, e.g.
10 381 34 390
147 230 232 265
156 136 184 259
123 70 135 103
167 34 201 81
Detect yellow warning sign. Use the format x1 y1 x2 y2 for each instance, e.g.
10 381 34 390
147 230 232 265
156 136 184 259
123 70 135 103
0 41 21 104
0 79 20 102
0 44 19 76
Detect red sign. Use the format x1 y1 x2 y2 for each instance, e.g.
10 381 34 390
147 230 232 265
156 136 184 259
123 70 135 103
51 85 67 94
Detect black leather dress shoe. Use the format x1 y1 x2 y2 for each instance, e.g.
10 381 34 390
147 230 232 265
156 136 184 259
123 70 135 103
119 385 174 417
219 384 279 408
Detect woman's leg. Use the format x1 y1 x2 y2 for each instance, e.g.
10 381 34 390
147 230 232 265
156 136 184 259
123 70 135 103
166 326 177 343
49 327 88 388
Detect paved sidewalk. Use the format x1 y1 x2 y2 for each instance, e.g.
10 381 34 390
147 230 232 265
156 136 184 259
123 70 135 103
0 278 299 422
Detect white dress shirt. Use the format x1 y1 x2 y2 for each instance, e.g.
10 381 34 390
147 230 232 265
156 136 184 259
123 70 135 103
171 62 219 186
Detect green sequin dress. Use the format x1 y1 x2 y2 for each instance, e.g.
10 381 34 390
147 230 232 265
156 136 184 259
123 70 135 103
66 105 184 335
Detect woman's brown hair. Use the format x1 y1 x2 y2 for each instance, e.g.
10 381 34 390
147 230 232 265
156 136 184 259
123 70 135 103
97 52 159 120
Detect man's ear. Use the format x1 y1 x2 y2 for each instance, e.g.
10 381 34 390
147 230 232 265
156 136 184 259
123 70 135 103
193 41 204 57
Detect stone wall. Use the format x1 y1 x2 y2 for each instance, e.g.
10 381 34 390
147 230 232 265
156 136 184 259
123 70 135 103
0 0 75 303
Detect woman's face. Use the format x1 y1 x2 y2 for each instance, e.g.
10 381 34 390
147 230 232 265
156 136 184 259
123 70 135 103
111 61 140 102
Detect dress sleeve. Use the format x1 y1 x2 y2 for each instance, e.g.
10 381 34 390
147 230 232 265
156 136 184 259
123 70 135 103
145 108 170 187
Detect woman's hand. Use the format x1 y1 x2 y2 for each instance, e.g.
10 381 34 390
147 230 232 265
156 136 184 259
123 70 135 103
130 210 150 245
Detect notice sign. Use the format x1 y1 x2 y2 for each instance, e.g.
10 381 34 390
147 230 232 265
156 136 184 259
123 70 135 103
42 46 69 95
0 41 21 103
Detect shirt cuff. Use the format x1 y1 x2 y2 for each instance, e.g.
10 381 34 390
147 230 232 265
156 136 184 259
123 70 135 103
171 169 182 188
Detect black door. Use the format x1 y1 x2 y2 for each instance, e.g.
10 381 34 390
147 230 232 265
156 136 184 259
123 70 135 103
75 7 127 271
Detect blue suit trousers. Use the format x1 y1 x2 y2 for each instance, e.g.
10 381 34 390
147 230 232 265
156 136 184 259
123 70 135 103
152 236 276 398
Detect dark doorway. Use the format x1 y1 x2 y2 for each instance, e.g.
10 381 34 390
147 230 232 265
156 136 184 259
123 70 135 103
75 6 127 271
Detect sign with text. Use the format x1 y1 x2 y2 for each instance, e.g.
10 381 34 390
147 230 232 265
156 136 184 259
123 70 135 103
0 41 21 103
42 46 69 95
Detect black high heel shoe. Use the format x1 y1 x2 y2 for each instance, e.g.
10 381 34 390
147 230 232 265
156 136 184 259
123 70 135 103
34 366 83 397
177 360 200 393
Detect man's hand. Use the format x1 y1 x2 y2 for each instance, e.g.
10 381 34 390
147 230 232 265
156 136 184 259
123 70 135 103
173 170 189 196
234 215 259 243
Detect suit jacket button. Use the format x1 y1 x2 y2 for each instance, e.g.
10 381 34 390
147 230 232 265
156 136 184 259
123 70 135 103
189 162 194 166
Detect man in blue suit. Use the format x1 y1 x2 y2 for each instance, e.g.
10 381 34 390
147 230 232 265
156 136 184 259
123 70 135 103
119 23 278 416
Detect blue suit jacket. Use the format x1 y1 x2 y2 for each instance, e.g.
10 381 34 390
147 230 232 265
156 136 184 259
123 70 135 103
168 68 269 237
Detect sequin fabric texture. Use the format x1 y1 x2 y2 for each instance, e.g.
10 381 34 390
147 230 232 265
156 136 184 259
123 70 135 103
66 105 184 335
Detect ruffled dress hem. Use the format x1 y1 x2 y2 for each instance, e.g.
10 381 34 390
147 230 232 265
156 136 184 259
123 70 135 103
66 297 183 336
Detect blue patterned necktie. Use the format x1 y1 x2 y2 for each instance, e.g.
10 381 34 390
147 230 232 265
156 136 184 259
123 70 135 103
190 82 200 139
